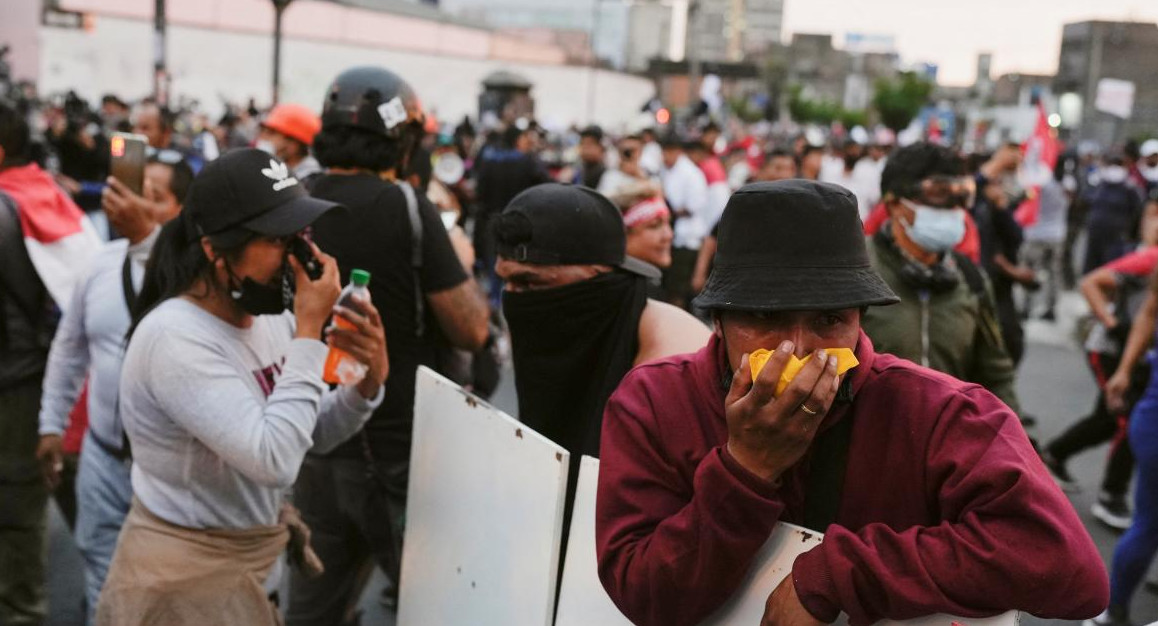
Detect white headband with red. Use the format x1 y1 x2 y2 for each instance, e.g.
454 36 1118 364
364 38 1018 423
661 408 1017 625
623 196 670 228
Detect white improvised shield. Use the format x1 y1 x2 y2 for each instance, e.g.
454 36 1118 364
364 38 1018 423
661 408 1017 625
398 368 570 626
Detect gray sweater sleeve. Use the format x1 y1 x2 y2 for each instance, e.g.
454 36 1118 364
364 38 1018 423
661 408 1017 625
146 332 367 489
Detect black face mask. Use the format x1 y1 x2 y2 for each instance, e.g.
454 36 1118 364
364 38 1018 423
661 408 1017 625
227 262 293 316
501 271 648 458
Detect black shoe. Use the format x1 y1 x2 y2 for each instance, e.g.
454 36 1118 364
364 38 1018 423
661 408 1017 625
1092 492 1133 531
1041 450 1079 493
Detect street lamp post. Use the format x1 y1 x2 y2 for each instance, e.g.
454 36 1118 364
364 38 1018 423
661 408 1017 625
153 0 168 105
586 0 603 125
271 0 294 106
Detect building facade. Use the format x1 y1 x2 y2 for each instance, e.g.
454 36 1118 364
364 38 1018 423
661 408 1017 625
1054 20 1158 146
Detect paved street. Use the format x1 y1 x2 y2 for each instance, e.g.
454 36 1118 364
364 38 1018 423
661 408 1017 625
43 294 1158 625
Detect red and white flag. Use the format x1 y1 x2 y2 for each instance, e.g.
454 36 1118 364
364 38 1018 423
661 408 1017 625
0 163 103 312
1014 102 1061 227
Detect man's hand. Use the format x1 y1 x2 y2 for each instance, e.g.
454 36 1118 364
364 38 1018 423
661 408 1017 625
103 176 158 243
36 434 64 491
1106 370 1132 414
725 340 841 483
762 576 826 626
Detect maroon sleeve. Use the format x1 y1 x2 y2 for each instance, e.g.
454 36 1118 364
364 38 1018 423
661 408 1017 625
595 372 786 626
792 387 1108 626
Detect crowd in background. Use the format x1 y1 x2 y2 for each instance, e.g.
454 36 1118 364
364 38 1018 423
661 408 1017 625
6 70 1158 626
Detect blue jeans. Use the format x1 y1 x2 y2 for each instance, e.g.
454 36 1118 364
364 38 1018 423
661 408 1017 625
74 432 132 625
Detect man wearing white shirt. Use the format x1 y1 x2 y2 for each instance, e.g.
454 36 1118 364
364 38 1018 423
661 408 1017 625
660 136 710 309
35 156 190 624
820 140 882 221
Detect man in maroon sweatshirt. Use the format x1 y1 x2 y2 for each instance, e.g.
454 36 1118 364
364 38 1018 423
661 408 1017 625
596 179 1108 626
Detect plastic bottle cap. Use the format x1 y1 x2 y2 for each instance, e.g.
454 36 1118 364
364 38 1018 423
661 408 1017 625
351 269 371 286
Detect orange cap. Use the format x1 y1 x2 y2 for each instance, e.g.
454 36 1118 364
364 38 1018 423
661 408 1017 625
262 103 321 146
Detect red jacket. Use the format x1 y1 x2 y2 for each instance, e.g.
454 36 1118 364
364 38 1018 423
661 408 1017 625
596 332 1107 626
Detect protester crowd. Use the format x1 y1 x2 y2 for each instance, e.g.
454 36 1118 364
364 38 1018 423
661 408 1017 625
6 60 1158 626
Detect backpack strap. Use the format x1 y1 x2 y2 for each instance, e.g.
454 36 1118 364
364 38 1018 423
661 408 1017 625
398 182 426 338
0 191 48 350
951 251 1007 352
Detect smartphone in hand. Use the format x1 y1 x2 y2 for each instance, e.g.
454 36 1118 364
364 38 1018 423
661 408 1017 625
290 236 323 280
109 132 149 196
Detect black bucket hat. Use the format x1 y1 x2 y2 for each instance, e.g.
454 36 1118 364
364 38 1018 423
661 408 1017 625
693 180 899 311
494 183 661 281
185 148 341 246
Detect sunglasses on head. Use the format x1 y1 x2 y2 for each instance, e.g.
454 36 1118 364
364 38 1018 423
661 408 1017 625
146 147 185 165
903 176 974 209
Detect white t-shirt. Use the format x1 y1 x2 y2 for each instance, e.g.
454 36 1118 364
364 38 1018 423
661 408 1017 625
121 297 380 529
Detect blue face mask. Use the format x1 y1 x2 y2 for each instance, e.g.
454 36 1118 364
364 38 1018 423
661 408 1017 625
901 201 966 253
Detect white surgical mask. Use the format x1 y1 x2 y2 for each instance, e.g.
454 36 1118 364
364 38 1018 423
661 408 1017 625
255 139 277 156
901 200 967 253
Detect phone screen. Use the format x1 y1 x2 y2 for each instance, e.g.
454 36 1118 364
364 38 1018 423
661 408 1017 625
109 132 149 196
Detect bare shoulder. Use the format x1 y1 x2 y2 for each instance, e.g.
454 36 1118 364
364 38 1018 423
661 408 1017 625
635 299 712 366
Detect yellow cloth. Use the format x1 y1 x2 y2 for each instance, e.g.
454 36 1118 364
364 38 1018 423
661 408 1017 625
749 348 859 395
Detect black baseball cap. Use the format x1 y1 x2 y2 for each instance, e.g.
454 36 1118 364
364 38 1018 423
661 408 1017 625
184 148 340 245
494 183 661 281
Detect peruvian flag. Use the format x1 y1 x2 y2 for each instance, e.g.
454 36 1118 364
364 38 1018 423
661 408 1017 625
0 163 102 312
1014 102 1061 227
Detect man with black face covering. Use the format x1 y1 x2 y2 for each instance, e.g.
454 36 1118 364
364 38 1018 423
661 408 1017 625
495 183 708 546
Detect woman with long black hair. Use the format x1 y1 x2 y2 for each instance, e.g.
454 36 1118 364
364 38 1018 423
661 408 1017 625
95 149 388 625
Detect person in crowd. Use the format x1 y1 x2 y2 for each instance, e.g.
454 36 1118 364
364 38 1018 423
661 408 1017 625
753 148 798 183
659 135 710 309
609 182 675 274
256 103 323 181
473 122 551 307
1139 140 1158 191
596 179 1109 626
861 142 1021 412
133 101 205 173
572 125 607 190
287 66 489 625
98 95 131 134
46 93 109 215
597 134 654 198
638 127 663 177
1100 264 1158 626
971 144 1037 365
1085 154 1144 275
494 183 708 571
0 101 101 626
819 139 880 220
95 148 388 625
1022 167 1071 321
798 143 825 181
686 140 730 234
1044 228 1158 530
35 152 191 624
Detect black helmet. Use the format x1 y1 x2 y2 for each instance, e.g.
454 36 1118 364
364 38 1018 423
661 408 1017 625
320 66 425 140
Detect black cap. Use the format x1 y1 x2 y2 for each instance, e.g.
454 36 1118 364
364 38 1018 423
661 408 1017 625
185 148 340 244
494 183 660 281
693 180 899 312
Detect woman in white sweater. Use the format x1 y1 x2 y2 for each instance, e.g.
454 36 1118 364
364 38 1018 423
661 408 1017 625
96 149 389 625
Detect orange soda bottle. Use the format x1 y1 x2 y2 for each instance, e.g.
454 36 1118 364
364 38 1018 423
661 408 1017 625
323 269 371 385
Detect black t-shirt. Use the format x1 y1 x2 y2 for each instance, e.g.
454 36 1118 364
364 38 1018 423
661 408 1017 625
308 173 469 458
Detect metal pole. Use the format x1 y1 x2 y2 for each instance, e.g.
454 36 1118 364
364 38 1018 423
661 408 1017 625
272 0 294 106
153 0 167 105
586 0 601 125
687 0 700 118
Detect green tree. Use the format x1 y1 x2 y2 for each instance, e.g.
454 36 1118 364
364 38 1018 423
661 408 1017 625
872 71 934 132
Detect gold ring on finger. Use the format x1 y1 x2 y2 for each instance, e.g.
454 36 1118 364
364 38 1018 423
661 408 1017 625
799 403 819 416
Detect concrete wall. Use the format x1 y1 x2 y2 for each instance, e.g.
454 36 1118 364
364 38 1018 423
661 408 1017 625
17 0 655 128
0 0 42 83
